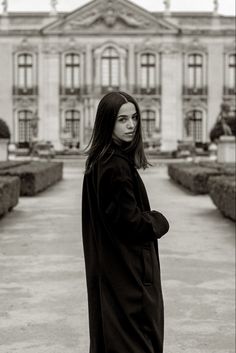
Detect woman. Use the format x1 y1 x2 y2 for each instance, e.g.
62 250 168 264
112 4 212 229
82 91 169 353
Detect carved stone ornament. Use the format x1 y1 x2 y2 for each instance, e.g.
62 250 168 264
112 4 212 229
60 96 80 109
13 96 37 109
183 98 207 113
182 38 208 54
42 0 179 34
159 43 180 54
13 38 38 53
42 43 60 54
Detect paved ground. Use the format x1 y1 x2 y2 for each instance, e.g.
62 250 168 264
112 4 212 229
0 160 235 353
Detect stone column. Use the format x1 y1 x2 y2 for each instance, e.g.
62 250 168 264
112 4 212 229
161 46 182 151
208 44 224 136
0 40 12 140
40 45 61 150
128 43 135 92
85 44 92 93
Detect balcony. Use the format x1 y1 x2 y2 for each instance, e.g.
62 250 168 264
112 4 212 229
182 86 208 96
133 86 161 95
12 86 38 96
223 86 236 96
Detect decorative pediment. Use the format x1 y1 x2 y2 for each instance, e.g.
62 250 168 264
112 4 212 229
42 0 179 34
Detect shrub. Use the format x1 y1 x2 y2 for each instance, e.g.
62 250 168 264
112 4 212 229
0 176 20 218
168 163 221 194
0 118 10 139
208 176 236 221
0 161 30 170
0 161 63 196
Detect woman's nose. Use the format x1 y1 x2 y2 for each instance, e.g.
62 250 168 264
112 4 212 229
127 118 135 129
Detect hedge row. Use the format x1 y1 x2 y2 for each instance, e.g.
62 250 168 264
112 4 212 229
0 161 63 196
0 161 30 170
208 176 236 221
0 176 20 218
168 163 221 194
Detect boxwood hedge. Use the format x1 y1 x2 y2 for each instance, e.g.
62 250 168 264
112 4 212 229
0 176 20 217
208 176 236 221
168 163 221 194
0 161 63 196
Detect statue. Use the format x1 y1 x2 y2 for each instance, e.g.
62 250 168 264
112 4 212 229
210 103 233 142
213 0 219 14
2 0 8 14
51 0 58 13
163 0 170 12
218 103 232 136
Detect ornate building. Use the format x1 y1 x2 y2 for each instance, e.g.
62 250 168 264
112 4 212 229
0 0 235 152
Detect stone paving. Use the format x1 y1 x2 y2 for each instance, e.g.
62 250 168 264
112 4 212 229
0 159 235 353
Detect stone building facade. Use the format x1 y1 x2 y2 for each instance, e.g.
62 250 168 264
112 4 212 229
0 0 235 152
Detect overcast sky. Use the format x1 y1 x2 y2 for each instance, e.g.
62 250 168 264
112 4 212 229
0 0 235 15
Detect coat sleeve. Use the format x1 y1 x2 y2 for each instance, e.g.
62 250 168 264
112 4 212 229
98 158 169 244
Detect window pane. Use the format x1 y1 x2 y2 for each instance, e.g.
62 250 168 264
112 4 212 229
195 67 202 88
111 59 118 86
141 67 147 88
142 110 155 139
65 110 80 138
186 110 203 142
26 67 33 88
18 110 32 142
102 59 109 86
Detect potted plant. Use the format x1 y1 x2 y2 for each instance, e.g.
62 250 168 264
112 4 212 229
0 118 11 161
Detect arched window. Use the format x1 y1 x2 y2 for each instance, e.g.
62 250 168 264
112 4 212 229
101 47 119 90
185 110 203 143
65 110 80 139
141 110 156 140
187 54 204 94
140 53 156 93
17 54 33 94
18 110 33 145
65 53 80 93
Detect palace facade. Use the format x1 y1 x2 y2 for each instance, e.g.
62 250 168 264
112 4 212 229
0 0 235 152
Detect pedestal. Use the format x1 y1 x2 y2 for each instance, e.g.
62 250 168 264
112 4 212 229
217 136 236 163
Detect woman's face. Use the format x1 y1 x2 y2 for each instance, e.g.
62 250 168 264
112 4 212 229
112 102 138 143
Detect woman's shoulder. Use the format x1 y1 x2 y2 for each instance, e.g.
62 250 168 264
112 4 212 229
99 151 133 178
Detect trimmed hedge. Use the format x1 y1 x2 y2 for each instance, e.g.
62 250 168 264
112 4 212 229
199 161 235 175
0 176 20 217
0 161 30 170
0 161 63 196
208 176 236 221
168 163 222 194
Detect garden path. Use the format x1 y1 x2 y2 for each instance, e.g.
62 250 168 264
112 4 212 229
0 159 235 353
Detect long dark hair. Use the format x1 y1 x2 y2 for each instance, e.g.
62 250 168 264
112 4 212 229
84 91 149 172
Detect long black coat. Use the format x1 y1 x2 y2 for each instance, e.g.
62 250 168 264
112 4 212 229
82 149 169 353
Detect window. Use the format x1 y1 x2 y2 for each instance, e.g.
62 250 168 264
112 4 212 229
65 53 80 93
101 47 119 90
142 110 156 140
18 110 33 144
187 54 204 93
185 110 203 142
16 54 33 94
65 110 80 139
140 53 156 93
227 53 236 94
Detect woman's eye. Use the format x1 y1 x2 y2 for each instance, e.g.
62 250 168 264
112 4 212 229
132 115 138 120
